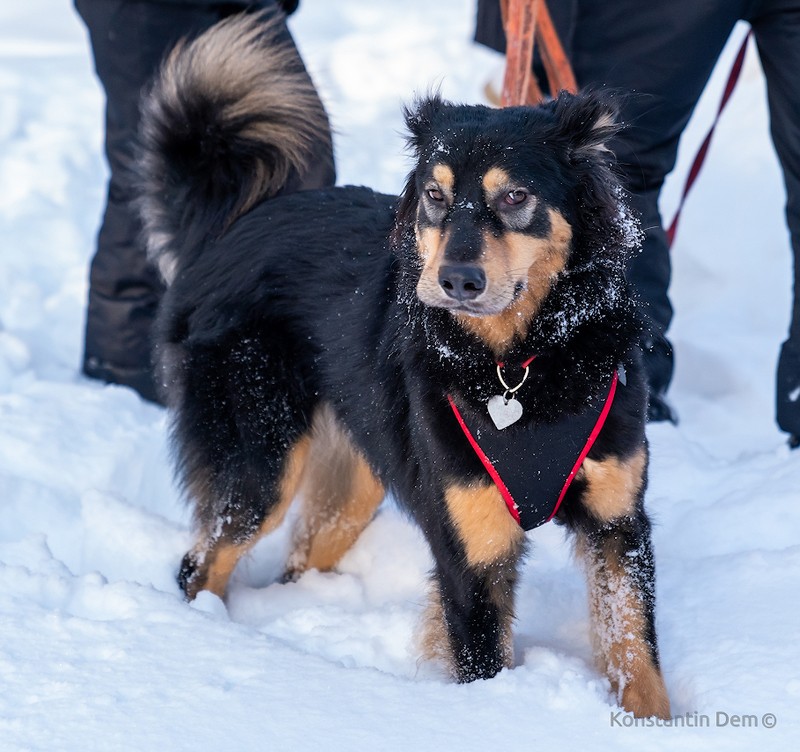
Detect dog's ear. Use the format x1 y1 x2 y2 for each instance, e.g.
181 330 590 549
546 91 641 269
550 90 622 159
403 94 446 153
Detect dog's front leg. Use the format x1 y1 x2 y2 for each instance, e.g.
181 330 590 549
421 482 526 681
572 450 671 719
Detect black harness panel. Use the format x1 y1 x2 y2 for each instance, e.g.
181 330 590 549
449 372 618 530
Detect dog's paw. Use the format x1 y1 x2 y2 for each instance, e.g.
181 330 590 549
620 670 671 719
279 566 304 584
177 551 204 601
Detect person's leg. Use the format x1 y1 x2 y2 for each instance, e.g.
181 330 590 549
749 0 800 440
75 0 335 403
76 0 228 402
474 0 506 53
571 0 743 417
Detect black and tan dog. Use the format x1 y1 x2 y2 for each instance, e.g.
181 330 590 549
137 13 670 718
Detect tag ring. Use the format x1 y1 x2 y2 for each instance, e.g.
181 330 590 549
496 364 529 396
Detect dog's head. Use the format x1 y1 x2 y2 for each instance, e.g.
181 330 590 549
395 91 629 353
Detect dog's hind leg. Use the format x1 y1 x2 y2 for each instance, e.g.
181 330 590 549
421 482 526 681
171 334 313 600
569 449 671 719
286 405 384 578
178 433 310 599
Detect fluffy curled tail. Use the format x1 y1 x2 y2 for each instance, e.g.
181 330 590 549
137 11 333 283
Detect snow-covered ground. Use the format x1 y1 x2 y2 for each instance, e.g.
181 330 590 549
1 2 798 749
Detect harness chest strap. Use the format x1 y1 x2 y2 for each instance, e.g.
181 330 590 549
447 370 619 530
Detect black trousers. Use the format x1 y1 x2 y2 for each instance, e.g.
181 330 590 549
475 0 800 436
75 0 335 402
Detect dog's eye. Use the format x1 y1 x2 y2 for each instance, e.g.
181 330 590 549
503 189 528 206
427 188 444 202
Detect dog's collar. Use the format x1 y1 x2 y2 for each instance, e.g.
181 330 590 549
496 355 537 370
447 366 619 530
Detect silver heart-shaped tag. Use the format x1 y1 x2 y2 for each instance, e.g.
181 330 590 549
487 394 523 430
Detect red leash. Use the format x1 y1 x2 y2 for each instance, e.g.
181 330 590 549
666 31 752 247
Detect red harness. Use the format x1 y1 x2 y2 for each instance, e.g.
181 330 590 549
447 368 618 530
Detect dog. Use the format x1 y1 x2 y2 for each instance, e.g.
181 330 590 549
137 12 671 719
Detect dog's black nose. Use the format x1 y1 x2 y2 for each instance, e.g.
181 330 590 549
438 264 486 301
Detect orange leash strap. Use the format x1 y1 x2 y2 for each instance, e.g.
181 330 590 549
500 0 577 106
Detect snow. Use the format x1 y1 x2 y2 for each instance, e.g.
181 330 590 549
1 2 798 750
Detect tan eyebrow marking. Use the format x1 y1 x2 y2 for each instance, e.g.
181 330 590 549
431 164 455 200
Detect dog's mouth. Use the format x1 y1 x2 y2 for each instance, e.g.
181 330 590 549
445 301 503 316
